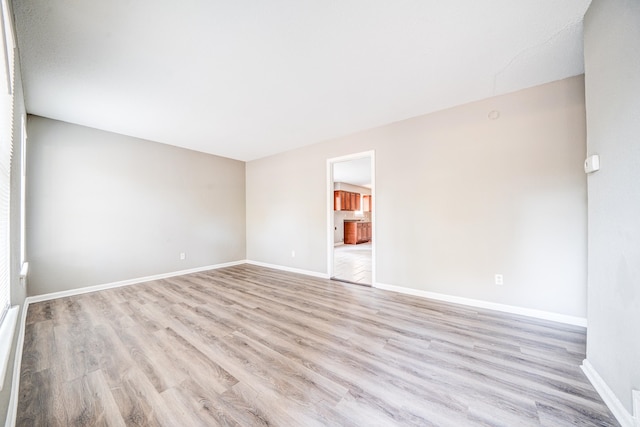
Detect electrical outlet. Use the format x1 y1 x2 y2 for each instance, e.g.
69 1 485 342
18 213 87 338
180 252 186 260
291 250 295 258
495 274 503 285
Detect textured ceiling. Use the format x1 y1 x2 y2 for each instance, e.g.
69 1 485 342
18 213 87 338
13 0 591 161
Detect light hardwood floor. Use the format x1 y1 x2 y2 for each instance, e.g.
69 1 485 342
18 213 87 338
17 264 618 426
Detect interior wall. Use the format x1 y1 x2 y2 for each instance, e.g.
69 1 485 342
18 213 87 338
26 116 246 295
584 0 640 415
247 76 588 318
334 182 372 195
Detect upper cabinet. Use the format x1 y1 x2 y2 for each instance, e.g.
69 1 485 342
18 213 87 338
334 190 361 211
363 195 372 213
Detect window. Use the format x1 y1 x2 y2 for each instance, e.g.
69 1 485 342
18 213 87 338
19 114 25 266
0 0 15 325
0 0 18 391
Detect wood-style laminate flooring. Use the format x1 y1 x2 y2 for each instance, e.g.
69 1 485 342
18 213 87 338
17 264 619 426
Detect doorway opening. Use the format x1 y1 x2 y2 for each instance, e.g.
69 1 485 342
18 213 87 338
327 151 375 286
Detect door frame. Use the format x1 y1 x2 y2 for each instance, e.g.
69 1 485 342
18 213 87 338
326 150 376 284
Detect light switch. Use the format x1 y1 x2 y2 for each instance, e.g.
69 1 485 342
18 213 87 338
584 155 600 174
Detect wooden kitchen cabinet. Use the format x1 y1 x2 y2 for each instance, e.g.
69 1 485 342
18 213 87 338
344 221 371 244
334 190 361 211
363 195 372 213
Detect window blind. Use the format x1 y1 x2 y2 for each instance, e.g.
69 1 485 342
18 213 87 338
0 0 15 324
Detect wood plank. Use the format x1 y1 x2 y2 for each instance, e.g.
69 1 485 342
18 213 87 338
85 369 127 427
173 377 242 427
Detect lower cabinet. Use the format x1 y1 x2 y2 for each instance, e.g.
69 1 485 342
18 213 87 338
344 221 371 244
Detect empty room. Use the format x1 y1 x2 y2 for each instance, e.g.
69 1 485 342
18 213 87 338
0 0 638 426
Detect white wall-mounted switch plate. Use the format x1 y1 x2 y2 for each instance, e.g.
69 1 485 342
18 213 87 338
584 154 600 174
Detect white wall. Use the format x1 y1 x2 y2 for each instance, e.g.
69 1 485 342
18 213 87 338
26 116 246 295
584 0 640 417
247 76 588 318
334 182 371 195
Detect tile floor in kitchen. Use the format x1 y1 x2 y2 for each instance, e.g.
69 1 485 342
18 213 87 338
332 242 372 285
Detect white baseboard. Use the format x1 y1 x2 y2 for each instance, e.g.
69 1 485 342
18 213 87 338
26 260 246 304
581 359 635 427
5 303 29 427
374 282 587 327
245 260 330 279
